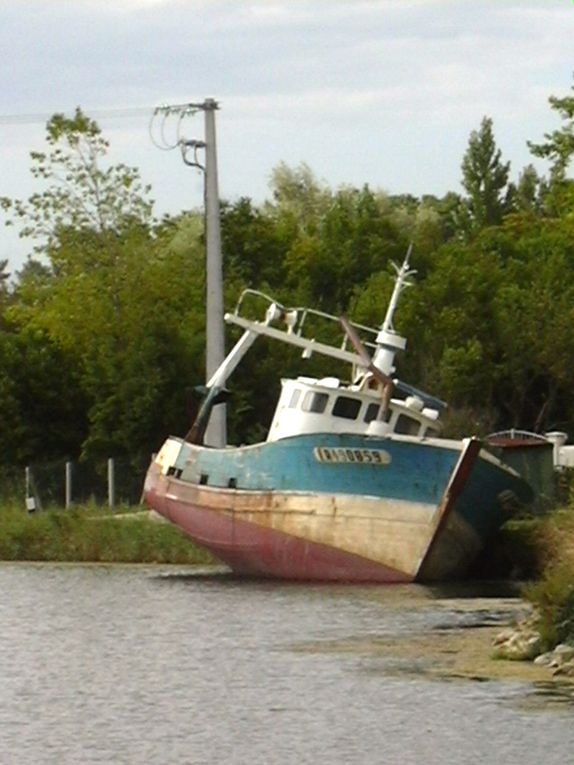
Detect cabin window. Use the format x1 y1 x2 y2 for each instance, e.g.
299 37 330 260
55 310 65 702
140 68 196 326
302 391 329 414
332 396 361 420
424 427 440 438
364 403 380 423
288 389 301 408
395 414 420 435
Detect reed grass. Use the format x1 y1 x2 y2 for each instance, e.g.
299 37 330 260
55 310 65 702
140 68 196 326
524 509 574 650
0 501 218 565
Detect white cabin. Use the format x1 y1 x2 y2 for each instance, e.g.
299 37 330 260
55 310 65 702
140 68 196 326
267 375 442 443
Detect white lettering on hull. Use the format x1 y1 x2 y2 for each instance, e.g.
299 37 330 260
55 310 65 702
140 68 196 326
314 446 392 465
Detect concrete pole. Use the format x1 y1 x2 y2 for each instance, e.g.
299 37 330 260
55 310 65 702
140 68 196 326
108 458 116 512
25 466 36 512
65 461 73 509
203 98 226 448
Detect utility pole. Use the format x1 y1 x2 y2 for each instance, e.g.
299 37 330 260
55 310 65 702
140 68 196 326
151 98 226 447
202 100 226 447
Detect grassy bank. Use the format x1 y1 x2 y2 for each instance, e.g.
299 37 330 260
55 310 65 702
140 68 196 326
0 502 218 565
524 509 574 650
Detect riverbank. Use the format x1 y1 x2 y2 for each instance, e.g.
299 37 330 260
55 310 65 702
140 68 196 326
363 626 574 685
295 595 574 689
341 626 555 683
1 500 572 656
0 502 217 564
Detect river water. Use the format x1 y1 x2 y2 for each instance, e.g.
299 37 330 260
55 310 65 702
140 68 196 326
0 564 572 765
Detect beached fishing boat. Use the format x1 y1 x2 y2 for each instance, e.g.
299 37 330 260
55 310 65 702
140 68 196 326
143 250 534 582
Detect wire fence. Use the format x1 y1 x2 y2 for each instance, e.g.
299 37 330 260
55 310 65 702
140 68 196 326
20 457 150 511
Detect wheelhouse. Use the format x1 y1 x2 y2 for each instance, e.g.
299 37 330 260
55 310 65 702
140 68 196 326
267 376 441 443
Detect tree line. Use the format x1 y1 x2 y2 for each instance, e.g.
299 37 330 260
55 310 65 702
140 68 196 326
1 81 574 474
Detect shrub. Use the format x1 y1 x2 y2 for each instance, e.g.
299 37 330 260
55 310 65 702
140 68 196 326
524 510 574 650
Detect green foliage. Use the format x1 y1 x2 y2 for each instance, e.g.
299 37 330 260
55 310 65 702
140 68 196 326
460 116 512 233
528 79 574 182
221 197 291 289
528 77 574 215
527 565 574 651
0 322 88 464
282 185 406 309
515 165 543 214
1 113 206 466
524 510 574 650
266 161 332 233
1 107 153 255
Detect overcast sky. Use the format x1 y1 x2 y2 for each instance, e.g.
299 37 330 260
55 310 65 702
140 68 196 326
1 0 573 271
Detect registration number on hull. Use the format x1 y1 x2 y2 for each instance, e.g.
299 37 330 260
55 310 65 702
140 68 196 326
314 447 391 465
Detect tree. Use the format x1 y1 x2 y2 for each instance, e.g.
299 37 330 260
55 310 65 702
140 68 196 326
282 184 404 310
528 78 574 214
0 320 89 465
460 116 512 233
492 216 574 432
515 164 543 213
266 162 332 234
0 107 153 264
0 112 207 466
220 197 291 290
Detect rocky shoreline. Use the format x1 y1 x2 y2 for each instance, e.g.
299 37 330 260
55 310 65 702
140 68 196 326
295 596 574 687
492 612 574 678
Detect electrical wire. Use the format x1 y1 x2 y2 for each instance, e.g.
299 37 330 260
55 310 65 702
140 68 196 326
0 106 153 126
148 104 202 152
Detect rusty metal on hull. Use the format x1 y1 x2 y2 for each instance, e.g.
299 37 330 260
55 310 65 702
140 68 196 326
147 479 411 583
144 461 481 582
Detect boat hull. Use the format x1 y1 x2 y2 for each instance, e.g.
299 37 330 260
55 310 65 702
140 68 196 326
149 481 413 581
144 433 532 583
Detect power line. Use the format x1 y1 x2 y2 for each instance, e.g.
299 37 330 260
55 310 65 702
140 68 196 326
0 106 153 126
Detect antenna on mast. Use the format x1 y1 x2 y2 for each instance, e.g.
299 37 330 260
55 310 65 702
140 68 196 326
381 243 416 334
371 244 416 378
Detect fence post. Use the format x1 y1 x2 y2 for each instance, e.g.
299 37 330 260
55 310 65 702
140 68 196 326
65 461 73 509
108 458 116 511
25 466 42 513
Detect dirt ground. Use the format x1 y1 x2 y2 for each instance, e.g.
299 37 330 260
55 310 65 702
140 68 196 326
291 591 574 687
340 626 560 683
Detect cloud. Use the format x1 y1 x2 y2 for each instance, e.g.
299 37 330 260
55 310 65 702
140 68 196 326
1 0 573 270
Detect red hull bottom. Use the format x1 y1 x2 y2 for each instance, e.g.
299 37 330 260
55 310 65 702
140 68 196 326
149 485 412 583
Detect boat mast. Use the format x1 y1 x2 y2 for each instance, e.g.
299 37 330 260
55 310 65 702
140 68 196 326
371 244 416 377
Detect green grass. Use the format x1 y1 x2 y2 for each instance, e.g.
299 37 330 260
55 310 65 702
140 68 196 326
524 509 574 650
0 501 219 565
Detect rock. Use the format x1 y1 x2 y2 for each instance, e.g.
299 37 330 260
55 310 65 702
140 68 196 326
553 643 574 662
534 652 554 666
525 634 542 654
491 620 545 662
493 628 516 646
553 660 574 678
492 632 541 661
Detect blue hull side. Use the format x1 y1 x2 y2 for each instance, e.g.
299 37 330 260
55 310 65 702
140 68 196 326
178 433 461 505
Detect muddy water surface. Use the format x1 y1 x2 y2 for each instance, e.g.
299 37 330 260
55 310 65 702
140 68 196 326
0 564 572 764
